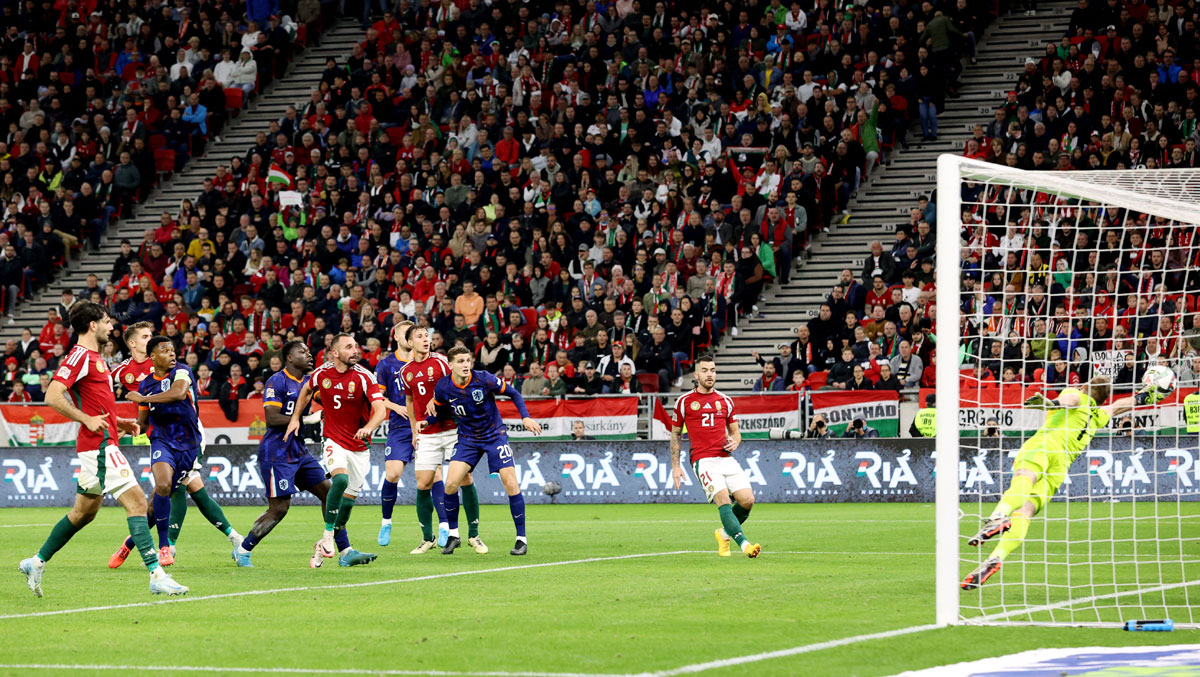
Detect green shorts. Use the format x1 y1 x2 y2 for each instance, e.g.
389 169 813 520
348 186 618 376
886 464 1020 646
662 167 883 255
1011 448 1079 513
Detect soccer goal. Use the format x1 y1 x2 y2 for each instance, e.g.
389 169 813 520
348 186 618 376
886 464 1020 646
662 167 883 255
934 155 1200 628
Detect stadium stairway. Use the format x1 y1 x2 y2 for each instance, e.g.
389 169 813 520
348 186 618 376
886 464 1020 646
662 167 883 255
716 2 1073 389
1 20 361 342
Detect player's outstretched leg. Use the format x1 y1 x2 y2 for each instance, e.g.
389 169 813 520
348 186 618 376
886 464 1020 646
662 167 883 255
318 472 349 558
187 484 242 550
961 557 1002 590
22 500 97 597
970 470 1034 546
496 467 525 555
234 498 292 567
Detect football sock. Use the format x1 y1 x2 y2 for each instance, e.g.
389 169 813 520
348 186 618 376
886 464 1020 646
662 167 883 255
191 487 232 535
152 492 171 548
444 489 460 531
334 528 351 552
240 531 260 552
325 474 349 531
168 489 188 545
334 496 356 530
416 489 434 541
463 484 480 538
507 493 526 539
431 479 448 523
992 475 1034 520
37 514 82 562
732 502 751 524
123 535 135 550
718 504 747 548
380 479 398 521
127 516 160 571
990 514 1031 562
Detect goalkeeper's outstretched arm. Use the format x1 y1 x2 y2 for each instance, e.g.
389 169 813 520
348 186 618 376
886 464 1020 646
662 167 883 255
1103 395 1139 419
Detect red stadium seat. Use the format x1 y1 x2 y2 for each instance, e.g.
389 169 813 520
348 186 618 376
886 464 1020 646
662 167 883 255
154 148 175 179
636 373 659 393
806 371 828 389
521 308 537 329
225 88 244 116
149 134 166 151
386 126 406 146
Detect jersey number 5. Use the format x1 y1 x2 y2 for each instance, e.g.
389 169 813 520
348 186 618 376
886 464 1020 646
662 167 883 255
332 394 343 409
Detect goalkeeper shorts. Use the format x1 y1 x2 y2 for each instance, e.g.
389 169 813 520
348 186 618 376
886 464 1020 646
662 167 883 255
1012 448 1078 513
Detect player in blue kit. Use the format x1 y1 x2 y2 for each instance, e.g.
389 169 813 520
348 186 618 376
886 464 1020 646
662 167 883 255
375 320 442 549
419 346 542 555
232 341 352 567
114 337 240 565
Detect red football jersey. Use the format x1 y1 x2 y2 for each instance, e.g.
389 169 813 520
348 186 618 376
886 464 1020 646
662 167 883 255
111 356 152 394
53 345 121 453
400 354 455 435
672 389 737 462
310 362 384 452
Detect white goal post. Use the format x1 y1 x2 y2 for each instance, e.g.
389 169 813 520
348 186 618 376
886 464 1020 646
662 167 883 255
934 155 1200 628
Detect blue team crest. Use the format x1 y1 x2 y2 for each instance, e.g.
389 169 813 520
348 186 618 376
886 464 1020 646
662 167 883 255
472 388 484 403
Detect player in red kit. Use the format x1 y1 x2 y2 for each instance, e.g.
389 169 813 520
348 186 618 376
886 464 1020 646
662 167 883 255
401 325 485 555
111 321 155 398
286 333 386 568
670 355 761 558
18 302 189 597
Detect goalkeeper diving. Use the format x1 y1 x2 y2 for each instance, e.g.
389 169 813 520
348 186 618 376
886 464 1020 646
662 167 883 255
962 374 1163 590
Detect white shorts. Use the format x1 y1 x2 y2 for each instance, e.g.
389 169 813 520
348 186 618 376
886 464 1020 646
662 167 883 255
692 456 751 503
414 430 457 471
183 422 206 485
77 446 139 499
323 439 370 495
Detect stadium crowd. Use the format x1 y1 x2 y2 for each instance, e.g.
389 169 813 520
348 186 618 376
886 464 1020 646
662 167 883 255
784 0 1200 400
0 0 319 331
0 0 997 409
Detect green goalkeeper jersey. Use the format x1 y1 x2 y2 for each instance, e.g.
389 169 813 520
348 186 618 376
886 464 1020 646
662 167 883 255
1023 387 1112 459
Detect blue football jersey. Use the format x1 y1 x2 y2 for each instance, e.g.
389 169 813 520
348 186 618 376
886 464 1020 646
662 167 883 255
260 369 310 462
432 370 509 439
138 364 202 451
375 350 411 442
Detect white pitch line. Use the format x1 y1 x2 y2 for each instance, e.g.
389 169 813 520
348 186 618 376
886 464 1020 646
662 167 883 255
0 523 53 528
0 665 616 677
635 624 942 676
975 578 1200 623
529 519 932 525
0 551 692 620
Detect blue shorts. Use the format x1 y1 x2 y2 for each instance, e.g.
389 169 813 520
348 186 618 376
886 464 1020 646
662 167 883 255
260 453 328 499
451 434 515 474
384 428 414 464
149 442 199 491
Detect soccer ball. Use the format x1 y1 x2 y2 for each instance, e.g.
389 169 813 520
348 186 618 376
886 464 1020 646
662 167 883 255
1141 365 1177 403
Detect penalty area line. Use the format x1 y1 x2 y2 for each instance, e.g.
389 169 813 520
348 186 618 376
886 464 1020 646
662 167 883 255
0 550 692 621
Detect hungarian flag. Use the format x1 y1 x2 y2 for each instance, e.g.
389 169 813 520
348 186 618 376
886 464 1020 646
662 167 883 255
651 398 675 440
267 164 293 187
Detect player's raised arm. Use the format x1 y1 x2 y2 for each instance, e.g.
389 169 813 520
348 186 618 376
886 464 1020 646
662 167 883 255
45 380 109 434
1024 389 1082 410
494 376 540 435
285 379 314 441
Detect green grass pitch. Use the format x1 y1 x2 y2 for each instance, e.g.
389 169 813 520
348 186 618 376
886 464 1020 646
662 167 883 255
0 502 1194 676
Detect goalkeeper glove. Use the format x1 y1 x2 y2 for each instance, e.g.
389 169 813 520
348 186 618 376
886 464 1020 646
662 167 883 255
1135 384 1164 405
1024 393 1053 409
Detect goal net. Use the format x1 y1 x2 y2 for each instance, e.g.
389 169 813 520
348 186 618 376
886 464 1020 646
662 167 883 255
934 156 1200 628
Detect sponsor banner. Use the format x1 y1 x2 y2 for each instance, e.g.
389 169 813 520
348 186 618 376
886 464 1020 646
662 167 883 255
4 437 1197 506
0 397 639 446
647 394 801 441
495 397 637 440
810 390 900 436
731 393 803 438
922 387 1198 436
